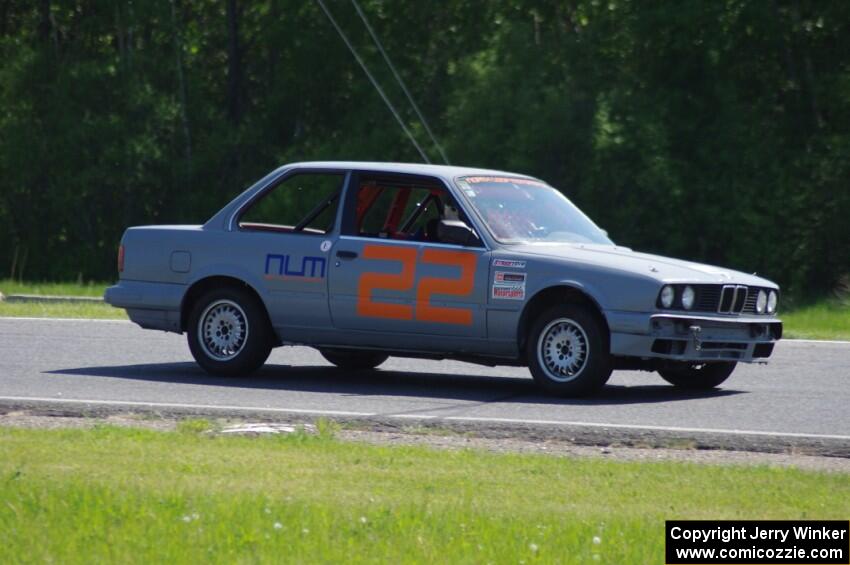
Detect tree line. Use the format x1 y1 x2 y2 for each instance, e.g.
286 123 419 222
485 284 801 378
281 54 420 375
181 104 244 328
0 0 847 299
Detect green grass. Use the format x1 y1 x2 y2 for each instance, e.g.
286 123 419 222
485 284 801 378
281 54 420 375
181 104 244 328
0 278 109 297
0 278 126 319
0 425 846 564
780 300 850 340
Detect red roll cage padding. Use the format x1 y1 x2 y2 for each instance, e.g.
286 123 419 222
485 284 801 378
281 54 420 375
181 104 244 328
382 187 411 235
355 184 383 231
355 183 447 238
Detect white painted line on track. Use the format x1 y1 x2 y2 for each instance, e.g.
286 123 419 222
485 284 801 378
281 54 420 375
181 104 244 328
443 416 850 441
1 395 847 441
0 396 375 417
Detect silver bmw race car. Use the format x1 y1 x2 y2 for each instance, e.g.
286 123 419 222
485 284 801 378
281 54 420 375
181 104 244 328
105 161 782 395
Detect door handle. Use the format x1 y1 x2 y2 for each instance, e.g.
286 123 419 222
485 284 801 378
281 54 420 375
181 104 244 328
336 250 358 260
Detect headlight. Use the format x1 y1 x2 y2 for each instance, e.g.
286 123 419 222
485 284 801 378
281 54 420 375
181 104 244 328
681 286 695 310
660 285 675 308
755 290 767 314
767 290 778 313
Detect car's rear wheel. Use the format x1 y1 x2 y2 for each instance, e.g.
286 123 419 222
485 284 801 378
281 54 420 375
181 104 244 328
187 287 273 376
320 348 388 371
657 362 736 389
526 304 612 396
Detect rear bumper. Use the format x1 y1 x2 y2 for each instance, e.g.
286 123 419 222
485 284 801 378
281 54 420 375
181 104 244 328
607 311 782 363
104 280 185 333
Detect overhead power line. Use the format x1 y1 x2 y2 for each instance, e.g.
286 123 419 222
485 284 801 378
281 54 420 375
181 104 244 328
314 0 431 164
349 0 450 165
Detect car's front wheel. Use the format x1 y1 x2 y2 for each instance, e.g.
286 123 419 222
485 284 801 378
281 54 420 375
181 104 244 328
657 362 736 389
319 348 388 371
187 287 273 376
526 304 612 396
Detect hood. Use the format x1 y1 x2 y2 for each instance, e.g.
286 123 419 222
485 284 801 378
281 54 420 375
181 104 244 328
509 243 778 288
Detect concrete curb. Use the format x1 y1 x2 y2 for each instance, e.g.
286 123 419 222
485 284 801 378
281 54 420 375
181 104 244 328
1 294 104 304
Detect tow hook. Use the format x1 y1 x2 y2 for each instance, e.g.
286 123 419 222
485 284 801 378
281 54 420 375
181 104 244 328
689 325 703 351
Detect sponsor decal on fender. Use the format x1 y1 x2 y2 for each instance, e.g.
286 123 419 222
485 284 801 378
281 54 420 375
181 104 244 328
492 271 526 300
264 253 326 282
492 285 525 300
495 271 526 284
492 258 526 269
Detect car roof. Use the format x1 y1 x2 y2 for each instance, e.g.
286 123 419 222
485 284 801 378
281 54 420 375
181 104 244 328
284 161 542 183
206 161 544 231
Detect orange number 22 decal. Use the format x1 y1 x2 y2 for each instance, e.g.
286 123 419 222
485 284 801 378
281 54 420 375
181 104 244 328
416 249 476 325
357 245 417 320
357 245 477 325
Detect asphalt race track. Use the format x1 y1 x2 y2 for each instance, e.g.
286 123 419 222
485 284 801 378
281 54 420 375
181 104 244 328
2 318 849 454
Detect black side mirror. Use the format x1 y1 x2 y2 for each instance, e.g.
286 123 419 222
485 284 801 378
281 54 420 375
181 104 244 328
437 219 481 246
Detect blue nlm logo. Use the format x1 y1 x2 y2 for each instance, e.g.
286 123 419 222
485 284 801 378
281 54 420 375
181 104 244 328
264 254 326 280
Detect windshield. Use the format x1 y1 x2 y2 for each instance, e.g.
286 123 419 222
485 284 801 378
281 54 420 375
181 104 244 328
456 176 613 245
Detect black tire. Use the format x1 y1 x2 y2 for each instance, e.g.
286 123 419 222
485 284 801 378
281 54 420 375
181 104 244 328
320 348 388 371
657 362 737 389
187 286 273 376
526 304 612 396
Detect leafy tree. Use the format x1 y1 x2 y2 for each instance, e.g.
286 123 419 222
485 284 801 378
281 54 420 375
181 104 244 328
0 0 847 298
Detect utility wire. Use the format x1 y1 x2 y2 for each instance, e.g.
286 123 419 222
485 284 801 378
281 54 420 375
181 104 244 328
350 0 450 165
314 0 431 164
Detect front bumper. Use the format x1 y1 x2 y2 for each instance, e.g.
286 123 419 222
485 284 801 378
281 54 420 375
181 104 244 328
104 279 185 332
607 311 782 363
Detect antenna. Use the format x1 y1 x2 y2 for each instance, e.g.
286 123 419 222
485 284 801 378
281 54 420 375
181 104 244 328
350 0 450 164
314 0 431 163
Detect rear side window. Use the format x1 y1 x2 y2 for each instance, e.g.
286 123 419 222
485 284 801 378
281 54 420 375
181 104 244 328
239 173 344 234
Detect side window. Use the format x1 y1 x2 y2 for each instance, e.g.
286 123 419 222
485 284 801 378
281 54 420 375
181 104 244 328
358 185 399 236
239 173 344 234
349 175 481 246
358 186 439 237
402 192 441 235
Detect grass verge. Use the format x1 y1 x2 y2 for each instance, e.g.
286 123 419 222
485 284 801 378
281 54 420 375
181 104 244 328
0 278 109 297
0 425 847 563
0 279 126 319
780 300 850 340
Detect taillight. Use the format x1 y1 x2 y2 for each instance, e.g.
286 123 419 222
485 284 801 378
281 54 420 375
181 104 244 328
117 245 125 273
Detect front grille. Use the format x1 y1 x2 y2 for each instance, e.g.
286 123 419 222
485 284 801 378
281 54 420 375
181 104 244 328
693 285 722 312
718 286 735 311
743 292 758 313
741 287 771 314
690 284 769 315
733 286 748 312
718 285 748 313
